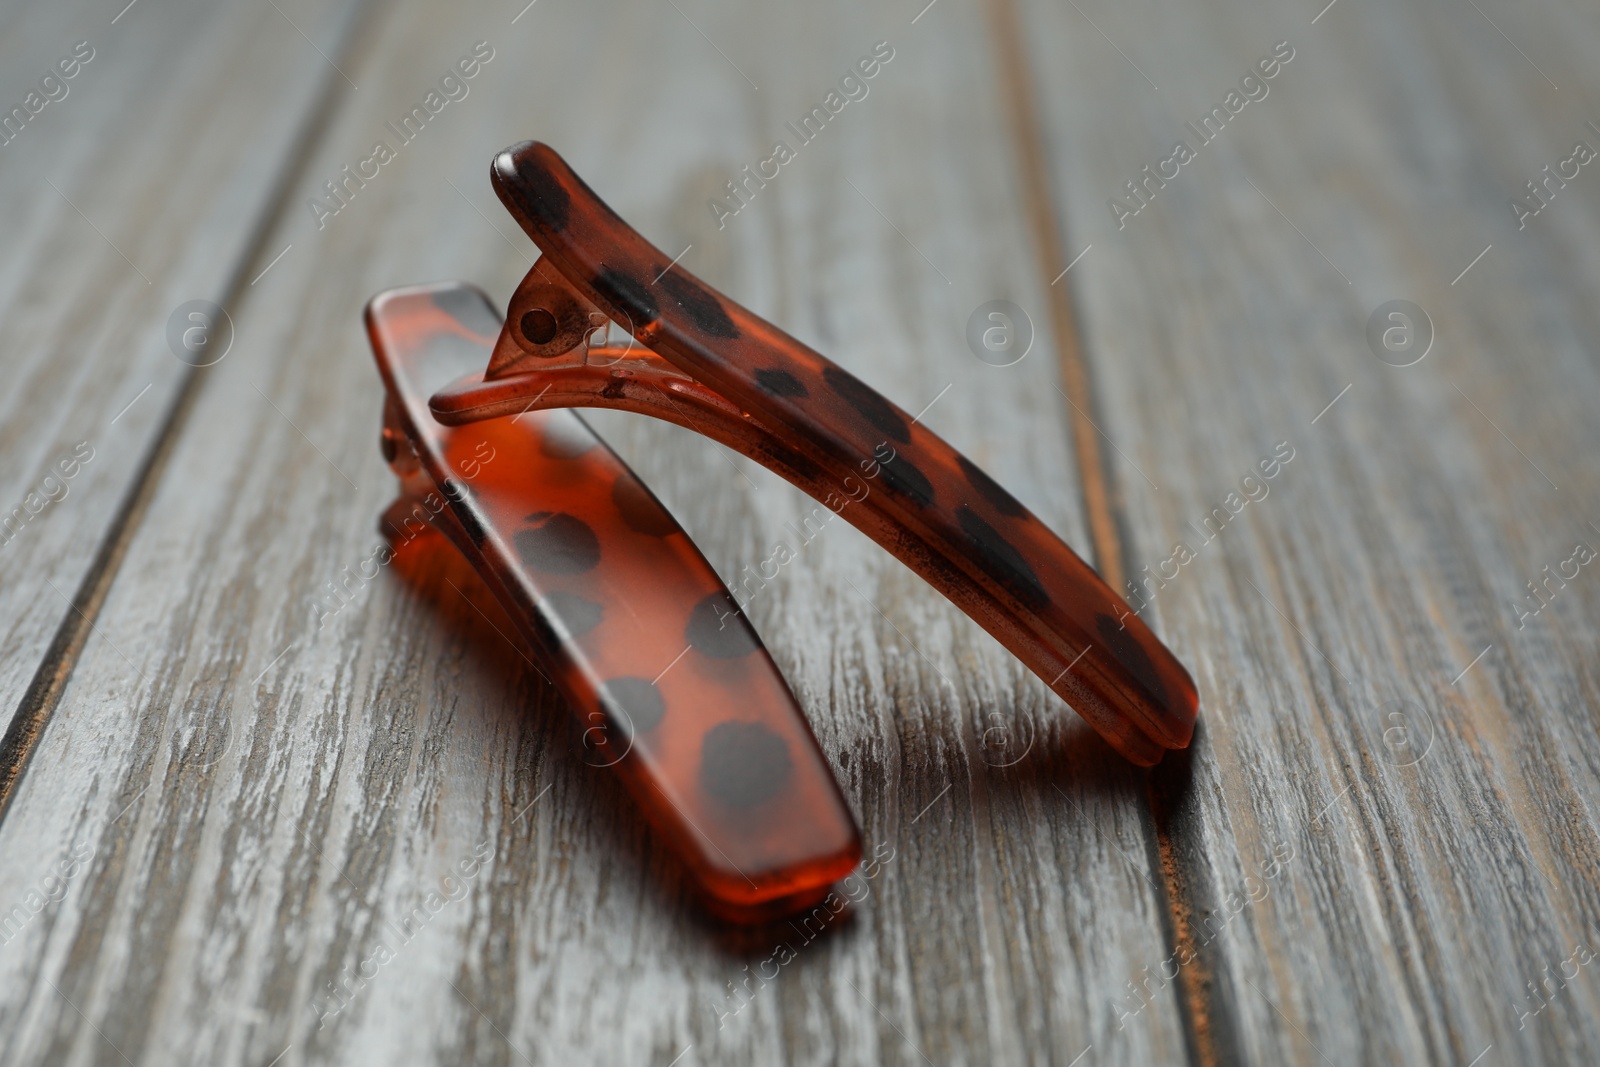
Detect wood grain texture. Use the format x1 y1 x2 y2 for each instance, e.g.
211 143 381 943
1015 0 1600 1062
0 1 1189 1065
0 0 366 807
8 0 1600 1062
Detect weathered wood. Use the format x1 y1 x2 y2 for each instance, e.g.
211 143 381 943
1014 0 1600 1062
0 0 367 810
0 0 1188 1064
10 0 1600 1061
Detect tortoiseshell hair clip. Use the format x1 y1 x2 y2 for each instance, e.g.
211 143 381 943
365 141 1198 922
368 286 860 924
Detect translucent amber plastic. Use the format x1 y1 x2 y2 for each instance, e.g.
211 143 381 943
431 141 1200 765
366 283 861 921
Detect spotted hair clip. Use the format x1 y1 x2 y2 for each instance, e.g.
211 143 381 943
429 141 1199 766
366 283 861 922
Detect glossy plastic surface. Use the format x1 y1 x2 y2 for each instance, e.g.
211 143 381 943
432 141 1199 765
366 283 862 920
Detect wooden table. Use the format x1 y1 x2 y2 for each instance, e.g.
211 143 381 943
2 0 1598 1063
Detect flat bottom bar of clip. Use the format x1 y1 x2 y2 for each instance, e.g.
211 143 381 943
365 281 863 923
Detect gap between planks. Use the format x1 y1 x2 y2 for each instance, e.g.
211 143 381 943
982 0 1228 1063
0 0 382 829
0 5 1227 1061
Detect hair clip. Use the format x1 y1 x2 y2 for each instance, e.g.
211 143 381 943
366 282 861 922
428 141 1199 766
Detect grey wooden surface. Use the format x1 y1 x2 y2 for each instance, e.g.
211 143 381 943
0 0 1596 1064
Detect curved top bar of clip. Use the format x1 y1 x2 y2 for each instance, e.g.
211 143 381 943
435 141 1198 765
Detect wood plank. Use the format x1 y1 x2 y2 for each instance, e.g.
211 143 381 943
1012 0 1600 1061
0 0 1188 1064
0 0 367 809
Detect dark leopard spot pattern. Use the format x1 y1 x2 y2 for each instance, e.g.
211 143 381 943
600 676 665 735
957 505 1049 611
700 721 792 807
772 442 824 483
510 149 571 231
822 365 910 443
515 512 601 575
541 591 603 639
878 453 934 508
686 593 759 658
1096 613 1166 708
957 455 1028 517
593 265 658 329
755 368 807 397
659 271 737 338
611 476 678 537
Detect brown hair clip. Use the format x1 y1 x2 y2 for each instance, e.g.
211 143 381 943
430 141 1199 766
